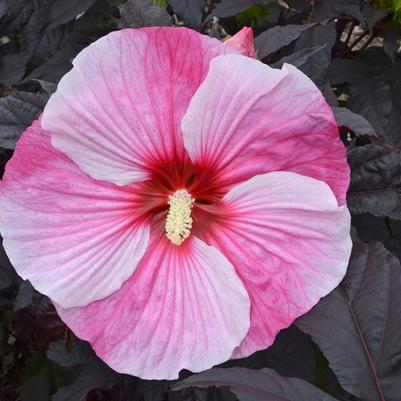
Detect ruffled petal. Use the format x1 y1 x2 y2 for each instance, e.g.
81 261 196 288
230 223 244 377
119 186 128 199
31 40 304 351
56 235 250 380
0 120 149 308
42 27 236 186
225 27 256 58
202 172 351 358
182 54 349 205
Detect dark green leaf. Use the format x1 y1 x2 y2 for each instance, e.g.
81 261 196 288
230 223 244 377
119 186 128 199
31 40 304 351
21 355 51 401
297 237 401 401
119 0 171 29
0 92 48 149
21 358 50 401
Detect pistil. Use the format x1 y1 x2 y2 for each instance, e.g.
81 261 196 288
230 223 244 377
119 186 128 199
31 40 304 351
165 189 195 245
165 189 194 246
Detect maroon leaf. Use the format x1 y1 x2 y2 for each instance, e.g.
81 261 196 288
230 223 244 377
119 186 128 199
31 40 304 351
297 236 401 401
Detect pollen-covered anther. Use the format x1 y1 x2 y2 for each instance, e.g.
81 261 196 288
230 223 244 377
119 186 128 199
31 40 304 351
165 189 195 246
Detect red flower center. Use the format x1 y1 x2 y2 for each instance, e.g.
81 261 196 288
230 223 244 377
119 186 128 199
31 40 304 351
136 156 226 243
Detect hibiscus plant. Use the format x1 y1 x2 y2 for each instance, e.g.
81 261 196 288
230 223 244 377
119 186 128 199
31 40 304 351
0 1 400 401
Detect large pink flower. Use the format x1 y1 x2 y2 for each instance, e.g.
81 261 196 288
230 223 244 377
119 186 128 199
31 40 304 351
0 27 352 379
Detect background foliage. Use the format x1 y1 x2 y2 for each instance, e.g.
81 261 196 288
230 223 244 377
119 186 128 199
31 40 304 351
1 0 401 400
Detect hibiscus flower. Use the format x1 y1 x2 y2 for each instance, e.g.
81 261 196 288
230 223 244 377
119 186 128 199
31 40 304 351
0 27 351 379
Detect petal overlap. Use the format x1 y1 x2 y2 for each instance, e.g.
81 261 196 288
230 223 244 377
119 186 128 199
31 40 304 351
202 172 352 358
182 54 349 205
42 27 236 186
0 120 149 308
56 235 251 379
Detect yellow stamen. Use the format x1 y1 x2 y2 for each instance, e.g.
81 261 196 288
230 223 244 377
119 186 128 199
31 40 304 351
165 189 194 246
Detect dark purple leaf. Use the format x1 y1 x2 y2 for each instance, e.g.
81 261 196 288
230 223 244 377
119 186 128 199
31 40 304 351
119 0 171 29
0 2 7 19
0 0 32 34
327 59 372 86
383 30 400 64
23 44 75 84
347 144 401 219
352 214 401 261
47 340 93 368
348 78 393 144
173 367 340 401
0 92 48 149
363 5 388 31
320 81 339 107
222 326 317 383
388 78 401 148
310 0 364 22
293 21 336 77
171 386 236 401
14 281 35 311
47 0 96 29
297 237 401 401
167 0 205 27
272 44 327 71
213 0 264 19
0 239 19 291
255 23 318 59
332 107 376 136
34 79 57 95
25 294 66 343
51 340 119 401
0 52 29 86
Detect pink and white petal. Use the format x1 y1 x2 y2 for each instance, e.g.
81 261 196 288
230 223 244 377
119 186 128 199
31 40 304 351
225 27 256 58
56 235 250 380
42 27 237 186
182 54 349 205
202 172 352 358
0 120 149 308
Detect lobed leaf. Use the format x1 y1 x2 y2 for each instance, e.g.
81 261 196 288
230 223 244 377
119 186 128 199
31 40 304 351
173 367 340 401
347 144 401 219
255 23 318 59
297 236 401 401
333 106 376 136
119 0 171 29
0 92 48 149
